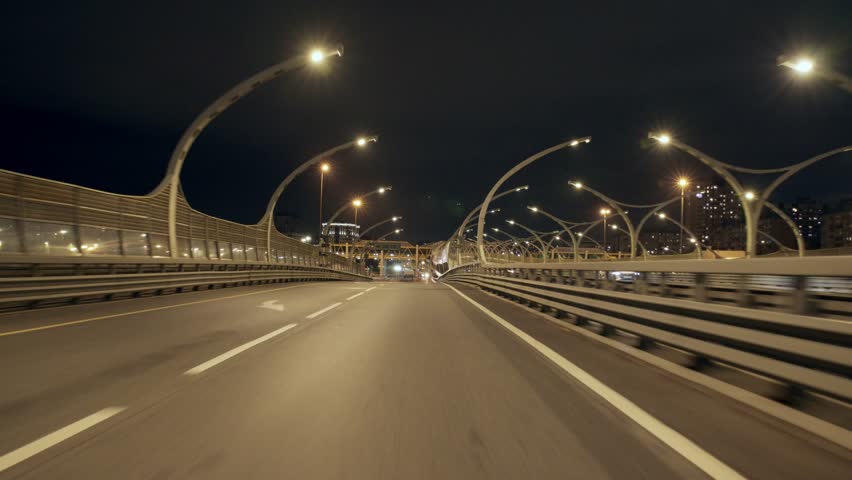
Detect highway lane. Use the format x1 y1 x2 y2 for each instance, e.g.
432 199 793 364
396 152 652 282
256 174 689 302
0 281 372 456
1 281 850 478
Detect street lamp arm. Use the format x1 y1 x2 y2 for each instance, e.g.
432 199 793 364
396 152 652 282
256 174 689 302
477 137 590 264
322 185 390 236
758 146 852 205
360 216 402 238
763 201 805 257
758 230 797 253
506 221 547 260
633 197 681 255
657 214 704 259
451 185 529 241
260 139 372 224
376 229 403 241
570 182 636 257
156 49 341 257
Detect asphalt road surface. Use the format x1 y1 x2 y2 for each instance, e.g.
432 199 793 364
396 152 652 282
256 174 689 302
0 280 849 479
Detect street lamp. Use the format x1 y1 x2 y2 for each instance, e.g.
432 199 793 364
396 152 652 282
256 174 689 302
157 46 342 257
477 137 591 264
600 207 611 253
323 185 391 238
778 54 852 94
677 177 688 253
319 163 331 236
360 215 403 238
352 199 363 226
260 136 377 256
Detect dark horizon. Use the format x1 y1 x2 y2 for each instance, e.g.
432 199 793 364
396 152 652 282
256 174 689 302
2 2 851 243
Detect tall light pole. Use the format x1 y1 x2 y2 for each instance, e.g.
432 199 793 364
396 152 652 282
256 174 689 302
677 177 688 253
261 136 376 256
319 163 330 237
476 136 591 264
600 208 610 255
352 199 363 227
156 46 342 258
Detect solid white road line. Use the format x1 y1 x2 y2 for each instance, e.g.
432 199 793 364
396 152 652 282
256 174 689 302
184 324 298 375
306 302 342 319
365 287 377 292
444 283 746 480
346 292 365 301
0 407 126 473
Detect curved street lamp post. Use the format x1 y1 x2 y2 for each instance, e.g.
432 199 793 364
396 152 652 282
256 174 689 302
477 137 591 264
157 47 342 257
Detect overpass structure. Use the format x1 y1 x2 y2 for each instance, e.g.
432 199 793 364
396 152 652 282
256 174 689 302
0 168 851 479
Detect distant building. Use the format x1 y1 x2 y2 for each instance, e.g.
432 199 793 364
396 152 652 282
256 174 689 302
821 199 852 249
638 231 681 255
784 198 823 250
686 181 744 249
322 222 360 245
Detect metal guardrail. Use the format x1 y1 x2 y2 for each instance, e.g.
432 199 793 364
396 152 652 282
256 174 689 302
440 263 852 410
0 255 370 310
440 257 852 317
0 169 359 272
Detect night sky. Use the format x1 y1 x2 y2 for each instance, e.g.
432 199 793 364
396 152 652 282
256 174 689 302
2 2 851 243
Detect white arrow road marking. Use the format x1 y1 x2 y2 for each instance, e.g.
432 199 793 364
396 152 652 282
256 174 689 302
258 300 285 312
0 407 126 473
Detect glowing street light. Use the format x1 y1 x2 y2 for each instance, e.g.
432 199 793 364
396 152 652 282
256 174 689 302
309 49 326 63
778 54 852 94
319 163 331 237
356 137 371 147
160 45 344 257
353 198 363 225
744 191 756 201
677 177 689 252
657 134 671 144
677 177 688 188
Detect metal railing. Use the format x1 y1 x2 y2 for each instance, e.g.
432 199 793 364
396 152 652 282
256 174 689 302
439 259 852 425
0 169 362 274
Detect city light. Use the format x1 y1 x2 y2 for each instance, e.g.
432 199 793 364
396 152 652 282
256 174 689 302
321 163 330 173
677 178 688 188
394 229 401 233
611 224 618 230
572 182 583 189
506 220 515 225
392 216 400 221
352 199 363 207
378 187 386 194
529 206 538 212
570 140 579 147
658 213 667 219
393 264 402 272
744 191 756 201
577 232 583 237
657 133 671 144
600 208 611 216
356 137 368 147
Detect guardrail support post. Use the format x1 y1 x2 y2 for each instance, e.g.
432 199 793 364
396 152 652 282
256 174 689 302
735 275 754 308
694 273 708 303
791 276 812 315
